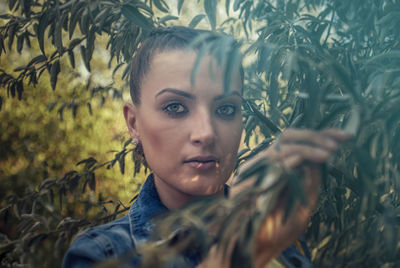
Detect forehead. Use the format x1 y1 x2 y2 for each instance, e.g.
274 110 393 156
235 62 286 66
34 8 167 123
141 50 242 96
150 50 198 82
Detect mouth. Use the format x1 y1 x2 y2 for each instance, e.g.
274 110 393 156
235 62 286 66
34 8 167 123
183 156 219 170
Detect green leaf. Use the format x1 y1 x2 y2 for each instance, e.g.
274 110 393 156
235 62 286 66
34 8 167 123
80 45 90 71
0 34 5 55
86 27 96 62
68 50 75 68
256 44 272 73
225 0 230 16
94 7 110 25
50 60 60 90
354 148 376 183
68 175 81 193
204 0 217 30
365 73 384 98
16 36 23 54
243 115 256 146
72 103 78 118
8 81 16 98
68 38 83 50
268 71 279 108
37 12 49 55
248 101 281 134
223 45 242 93
237 148 250 159
112 62 125 79
177 0 184 14
54 21 63 55
153 0 169 13
87 102 92 115
370 133 380 159
233 0 241 11
376 12 400 26
8 0 17 11
121 5 152 30
58 186 65 208
316 104 348 130
158 15 179 25
0 14 11 19
191 42 210 86
188 14 206 28
27 234 48 248
69 2 85 39
55 235 64 259
16 80 23 100
88 172 96 191
13 66 26 72
283 52 299 80
7 25 16 50
27 55 47 67
118 154 125 175
133 1 154 16
79 9 90 35
62 11 69 31
24 34 31 49
343 105 360 136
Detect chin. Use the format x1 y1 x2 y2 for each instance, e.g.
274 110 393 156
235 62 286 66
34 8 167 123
186 181 226 196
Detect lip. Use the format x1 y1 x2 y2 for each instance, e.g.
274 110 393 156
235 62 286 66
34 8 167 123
183 155 219 171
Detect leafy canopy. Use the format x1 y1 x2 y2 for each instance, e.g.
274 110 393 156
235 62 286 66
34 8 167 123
1 0 400 267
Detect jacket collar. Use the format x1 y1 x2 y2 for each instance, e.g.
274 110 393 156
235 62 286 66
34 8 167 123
128 174 168 244
128 173 229 245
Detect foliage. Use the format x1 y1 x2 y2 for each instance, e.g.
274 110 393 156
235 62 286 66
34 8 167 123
1 0 400 267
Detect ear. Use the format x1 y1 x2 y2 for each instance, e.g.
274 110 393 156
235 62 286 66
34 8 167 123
123 103 140 140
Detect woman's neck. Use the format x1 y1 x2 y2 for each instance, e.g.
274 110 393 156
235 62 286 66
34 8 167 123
153 175 225 209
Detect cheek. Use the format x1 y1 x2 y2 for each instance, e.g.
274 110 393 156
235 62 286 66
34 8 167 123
138 115 183 156
219 120 243 162
227 118 243 146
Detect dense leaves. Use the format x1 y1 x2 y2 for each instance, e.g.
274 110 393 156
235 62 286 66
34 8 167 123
1 0 400 267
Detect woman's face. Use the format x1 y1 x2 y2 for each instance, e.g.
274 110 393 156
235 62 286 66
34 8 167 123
124 50 243 208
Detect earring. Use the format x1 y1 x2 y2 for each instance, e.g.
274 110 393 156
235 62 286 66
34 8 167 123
131 138 139 146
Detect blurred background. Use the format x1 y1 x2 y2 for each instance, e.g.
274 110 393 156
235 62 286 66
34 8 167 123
1 0 400 267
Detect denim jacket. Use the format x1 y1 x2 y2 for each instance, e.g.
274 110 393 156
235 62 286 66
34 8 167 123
63 174 314 267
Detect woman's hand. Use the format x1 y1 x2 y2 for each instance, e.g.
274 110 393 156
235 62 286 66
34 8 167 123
198 128 351 268
234 128 351 267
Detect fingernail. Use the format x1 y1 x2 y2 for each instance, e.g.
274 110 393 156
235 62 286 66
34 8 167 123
340 130 353 137
318 149 329 158
327 140 338 150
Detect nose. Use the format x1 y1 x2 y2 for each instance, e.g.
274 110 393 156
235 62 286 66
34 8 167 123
190 109 216 146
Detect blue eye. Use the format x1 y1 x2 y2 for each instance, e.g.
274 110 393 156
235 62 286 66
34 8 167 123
163 102 188 116
216 104 236 118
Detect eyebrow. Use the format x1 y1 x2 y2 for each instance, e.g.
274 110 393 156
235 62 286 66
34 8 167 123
213 91 242 101
155 88 242 101
155 88 194 99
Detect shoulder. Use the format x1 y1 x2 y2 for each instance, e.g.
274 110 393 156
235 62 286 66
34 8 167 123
280 237 314 268
62 215 135 268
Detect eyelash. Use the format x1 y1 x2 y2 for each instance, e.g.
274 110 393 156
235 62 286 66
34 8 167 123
162 102 238 119
162 102 188 117
216 104 237 118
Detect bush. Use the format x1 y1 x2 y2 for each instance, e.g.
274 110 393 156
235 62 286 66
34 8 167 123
1 0 399 267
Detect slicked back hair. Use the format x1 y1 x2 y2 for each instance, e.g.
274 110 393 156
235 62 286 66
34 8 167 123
129 26 242 104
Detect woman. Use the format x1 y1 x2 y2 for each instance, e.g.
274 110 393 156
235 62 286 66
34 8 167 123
63 26 350 268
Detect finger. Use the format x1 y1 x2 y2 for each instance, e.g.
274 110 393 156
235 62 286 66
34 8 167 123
282 153 303 169
302 165 321 207
230 177 256 196
321 128 353 142
279 143 332 164
251 142 333 168
280 129 339 151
